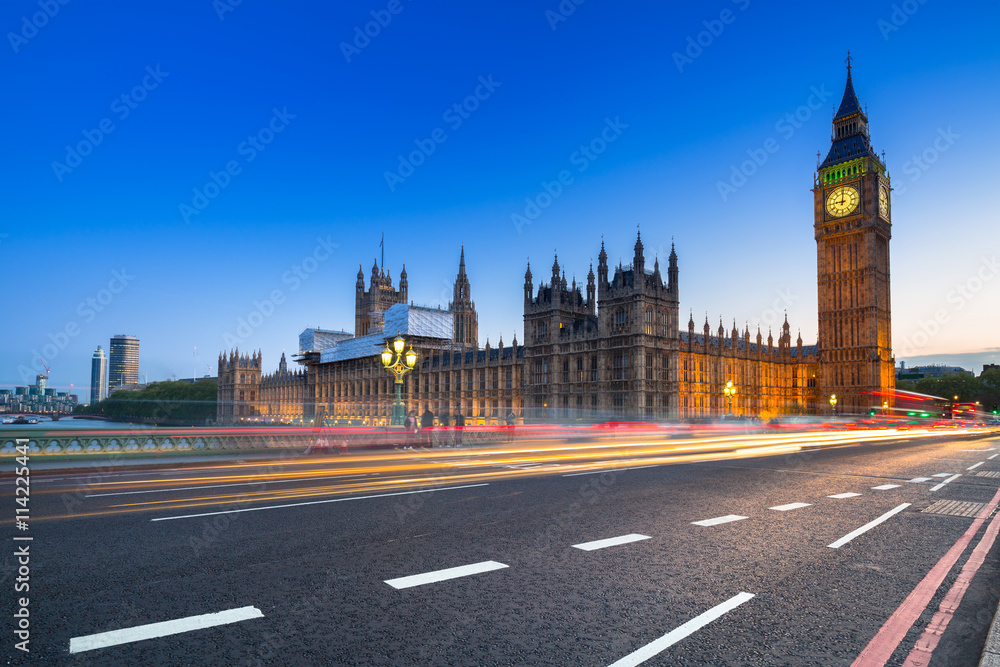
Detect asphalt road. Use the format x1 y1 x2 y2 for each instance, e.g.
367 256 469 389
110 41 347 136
6 430 1000 665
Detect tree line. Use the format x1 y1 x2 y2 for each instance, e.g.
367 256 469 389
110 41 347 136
896 369 1000 414
74 379 217 425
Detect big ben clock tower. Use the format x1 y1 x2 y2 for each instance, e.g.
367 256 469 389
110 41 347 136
814 54 894 414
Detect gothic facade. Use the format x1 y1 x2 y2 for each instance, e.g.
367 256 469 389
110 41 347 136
217 62 892 425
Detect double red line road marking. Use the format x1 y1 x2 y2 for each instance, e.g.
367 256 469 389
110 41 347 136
853 485 1000 666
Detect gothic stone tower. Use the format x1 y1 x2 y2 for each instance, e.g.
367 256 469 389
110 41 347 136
355 259 408 337
814 56 894 414
596 232 680 415
449 247 479 348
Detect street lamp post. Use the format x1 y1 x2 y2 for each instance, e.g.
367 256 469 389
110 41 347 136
830 394 837 417
724 380 736 416
882 400 889 416
381 333 417 426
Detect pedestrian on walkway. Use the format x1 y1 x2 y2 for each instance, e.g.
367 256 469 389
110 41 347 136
454 410 465 447
420 407 435 448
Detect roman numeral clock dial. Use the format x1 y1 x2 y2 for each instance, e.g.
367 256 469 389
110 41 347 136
826 185 859 217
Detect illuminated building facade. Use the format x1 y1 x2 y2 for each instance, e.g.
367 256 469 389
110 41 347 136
217 63 892 424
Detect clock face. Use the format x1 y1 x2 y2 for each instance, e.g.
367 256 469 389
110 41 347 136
879 186 889 217
826 185 859 217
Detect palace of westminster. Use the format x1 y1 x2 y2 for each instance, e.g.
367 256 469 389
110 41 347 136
218 63 895 425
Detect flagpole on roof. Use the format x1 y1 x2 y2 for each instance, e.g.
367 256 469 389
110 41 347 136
380 231 384 270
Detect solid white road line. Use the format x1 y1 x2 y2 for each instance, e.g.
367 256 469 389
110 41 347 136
769 502 811 511
607 592 755 667
930 474 961 492
69 606 263 654
872 484 901 490
86 474 373 498
932 473 953 478
384 560 508 589
573 534 652 551
960 449 996 452
828 492 862 499
828 503 910 549
692 515 747 527
989 454 999 460
967 462 985 471
908 478 932 483
150 483 489 522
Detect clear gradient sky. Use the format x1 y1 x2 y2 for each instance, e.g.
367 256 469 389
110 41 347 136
2 1 999 397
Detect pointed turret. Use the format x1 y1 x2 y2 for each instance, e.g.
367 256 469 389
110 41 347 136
597 238 609 288
668 242 679 296
586 262 596 312
450 247 477 348
524 260 533 304
399 263 408 301
633 228 645 274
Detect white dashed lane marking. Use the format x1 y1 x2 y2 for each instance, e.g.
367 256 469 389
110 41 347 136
932 473 954 478
769 502 811 511
828 503 911 549
908 478 932 483
692 515 747 527
607 592 756 667
930 474 961 492
872 484 901 490
989 454 999 460
385 560 508 589
69 606 263 654
573 534 652 551
967 462 985 471
828 492 862 499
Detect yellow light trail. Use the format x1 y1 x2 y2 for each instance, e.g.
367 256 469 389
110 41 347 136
20 426 995 523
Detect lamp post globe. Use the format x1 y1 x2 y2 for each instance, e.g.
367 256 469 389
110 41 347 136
381 332 417 426
724 380 735 416
829 394 837 417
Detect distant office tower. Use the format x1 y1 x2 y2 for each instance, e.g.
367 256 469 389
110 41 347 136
91 345 108 403
108 335 140 389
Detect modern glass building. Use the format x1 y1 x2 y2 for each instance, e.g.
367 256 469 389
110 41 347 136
108 334 140 390
91 345 108 404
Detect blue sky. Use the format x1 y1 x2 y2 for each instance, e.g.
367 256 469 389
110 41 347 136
2 0 999 396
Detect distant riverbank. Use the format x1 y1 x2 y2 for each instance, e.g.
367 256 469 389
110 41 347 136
0 417 161 430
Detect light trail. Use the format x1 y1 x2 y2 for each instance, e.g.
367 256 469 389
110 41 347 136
19 426 995 524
